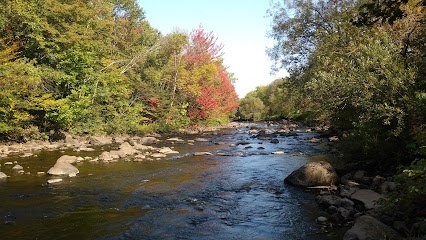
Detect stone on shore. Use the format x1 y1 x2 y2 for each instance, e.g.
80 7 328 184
284 161 338 187
344 215 402 240
351 189 383 209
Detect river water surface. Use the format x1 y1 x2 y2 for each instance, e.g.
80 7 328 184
0 123 344 239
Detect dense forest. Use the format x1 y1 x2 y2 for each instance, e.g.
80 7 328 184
239 0 425 168
238 0 425 220
0 0 238 141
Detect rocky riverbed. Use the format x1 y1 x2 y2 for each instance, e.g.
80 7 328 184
0 121 420 239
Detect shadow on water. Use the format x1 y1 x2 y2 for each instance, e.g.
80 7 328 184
0 123 346 239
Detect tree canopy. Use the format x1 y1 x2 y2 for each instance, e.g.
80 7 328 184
0 0 239 140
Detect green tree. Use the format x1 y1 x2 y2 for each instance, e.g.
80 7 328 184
237 96 265 121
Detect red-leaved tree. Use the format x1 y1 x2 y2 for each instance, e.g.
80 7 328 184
180 26 238 121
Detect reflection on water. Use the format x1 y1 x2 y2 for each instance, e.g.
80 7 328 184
0 123 345 239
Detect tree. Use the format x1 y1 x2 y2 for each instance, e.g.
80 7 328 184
237 96 265 121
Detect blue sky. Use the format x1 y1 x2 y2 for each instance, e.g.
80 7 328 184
138 0 288 98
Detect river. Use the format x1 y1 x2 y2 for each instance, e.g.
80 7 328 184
0 122 345 239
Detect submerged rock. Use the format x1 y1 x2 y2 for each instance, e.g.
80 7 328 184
0 172 7 179
284 161 338 187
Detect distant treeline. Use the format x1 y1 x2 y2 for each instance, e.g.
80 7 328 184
0 0 238 141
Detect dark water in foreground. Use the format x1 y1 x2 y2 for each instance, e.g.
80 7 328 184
0 123 345 239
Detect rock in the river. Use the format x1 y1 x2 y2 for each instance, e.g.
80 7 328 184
159 147 179 154
193 152 213 156
118 142 140 156
167 137 184 142
344 215 402 240
99 151 113 161
47 179 63 184
284 161 338 187
133 144 156 151
56 155 78 164
12 164 24 170
88 136 113 146
140 137 159 145
48 161 79 177
308 137 321 143
351 189 383 209
194 138 209 142
0 172 7 179
150 153 167 158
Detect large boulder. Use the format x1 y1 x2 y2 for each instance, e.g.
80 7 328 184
344 215 402 240
284 161 338 187
48 162 79 177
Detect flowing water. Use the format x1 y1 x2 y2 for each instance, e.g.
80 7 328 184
0 123 345 239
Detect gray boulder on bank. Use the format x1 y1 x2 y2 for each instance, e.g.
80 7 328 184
351 189 383 210
344 215 402 240
284 161 338 187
